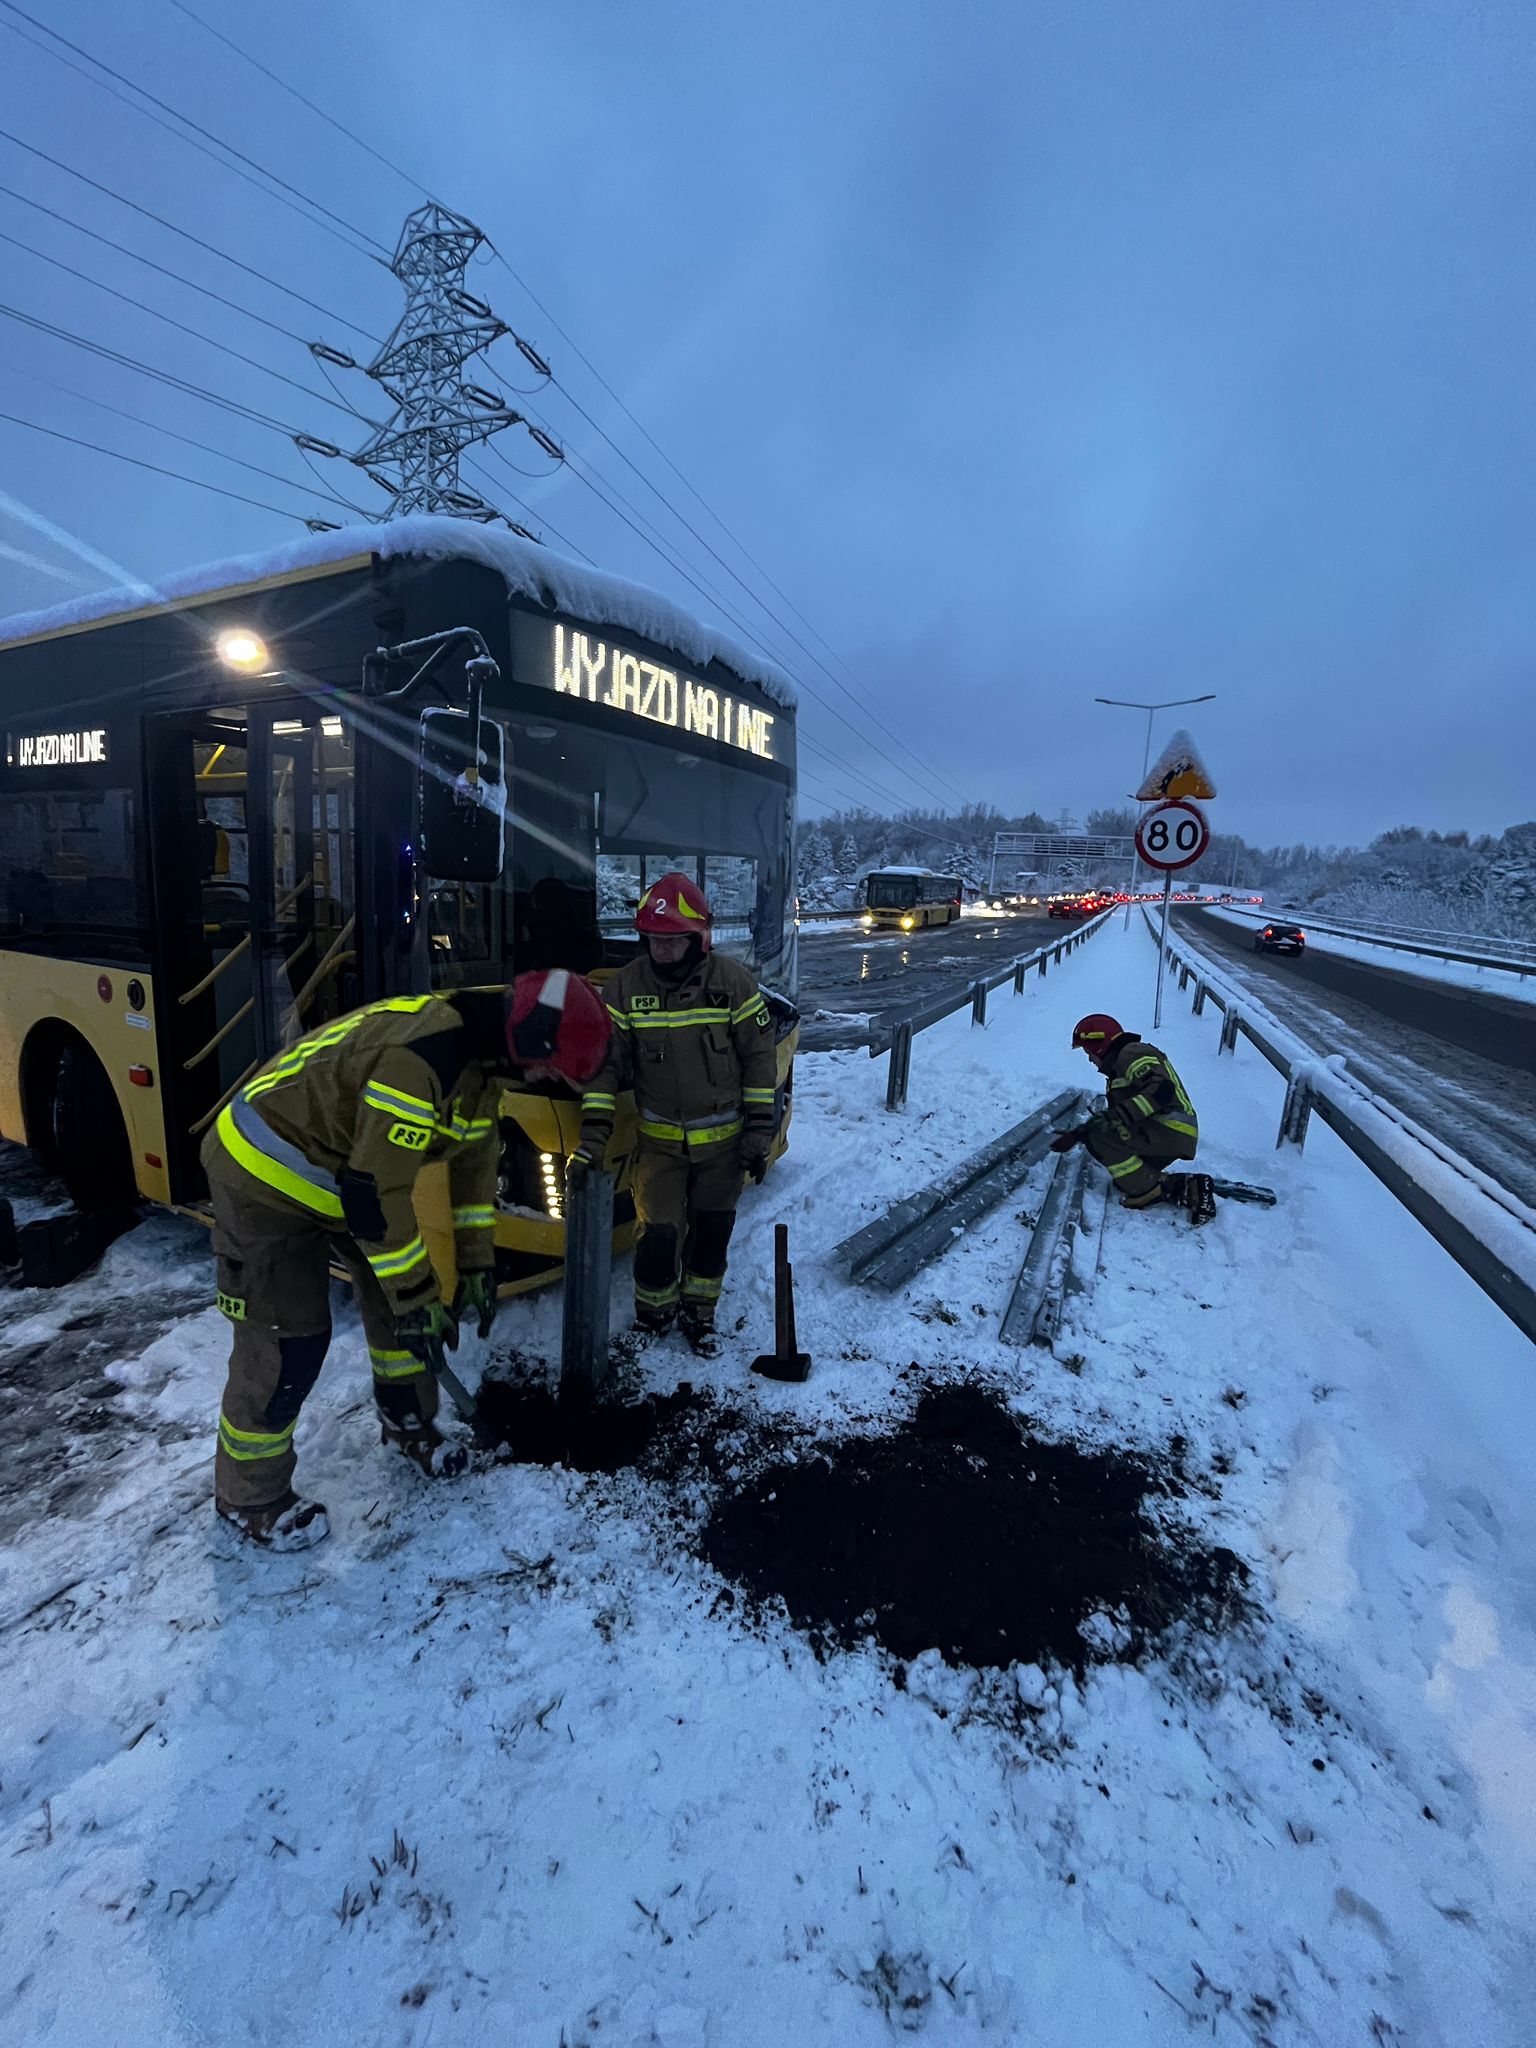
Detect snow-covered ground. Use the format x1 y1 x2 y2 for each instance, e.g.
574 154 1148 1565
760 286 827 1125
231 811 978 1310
1202 903 1536 1007
2 924 1534 2046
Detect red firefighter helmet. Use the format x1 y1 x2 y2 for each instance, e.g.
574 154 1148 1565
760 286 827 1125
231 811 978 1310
507 969 611 1084
636 871 712 950
1071 1013 1125 1059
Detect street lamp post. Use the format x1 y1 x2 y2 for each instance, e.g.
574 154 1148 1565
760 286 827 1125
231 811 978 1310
1093 693 1217 1010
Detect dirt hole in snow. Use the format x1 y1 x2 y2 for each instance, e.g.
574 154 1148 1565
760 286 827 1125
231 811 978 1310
701 1382 1249 1674
473 1369 754 1481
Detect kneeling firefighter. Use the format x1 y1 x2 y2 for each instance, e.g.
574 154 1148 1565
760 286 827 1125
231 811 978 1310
575 872 779 1356
204 970 611 1551
1052 1013 1215 1222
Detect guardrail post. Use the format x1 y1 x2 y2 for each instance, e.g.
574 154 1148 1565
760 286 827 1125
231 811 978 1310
1277 1073 1313 1150
970 978 987 1026
1192 979 1207 1016
1218 1009 1239 1056
885 1021 912 1111
560 1164 615 1399
1013 958 1027 994
1038 951 1048 977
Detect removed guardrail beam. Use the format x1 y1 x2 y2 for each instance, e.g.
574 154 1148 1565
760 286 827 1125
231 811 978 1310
1000 1143 1088 1347
835 1087 1085 1292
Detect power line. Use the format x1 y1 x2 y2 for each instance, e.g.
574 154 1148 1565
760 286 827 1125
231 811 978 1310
0 227 368 423
0 126 373 339
0 176 341 351
0 1 386 264
2 356 375 517
0 408 327 522
143 4 967 810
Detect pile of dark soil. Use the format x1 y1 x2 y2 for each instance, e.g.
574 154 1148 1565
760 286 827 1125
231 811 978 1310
473 1369 756 1486
701 1382 1248 1673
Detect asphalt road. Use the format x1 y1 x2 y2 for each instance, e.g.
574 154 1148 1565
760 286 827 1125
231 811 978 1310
796 910 1059 1048
1175 906 1536 1215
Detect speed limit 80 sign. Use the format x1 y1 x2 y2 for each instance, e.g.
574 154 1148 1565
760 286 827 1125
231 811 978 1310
1135 798 1210 872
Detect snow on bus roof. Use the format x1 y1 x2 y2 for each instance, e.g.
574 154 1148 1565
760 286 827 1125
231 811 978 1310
867 865 953 876
0 515 798 711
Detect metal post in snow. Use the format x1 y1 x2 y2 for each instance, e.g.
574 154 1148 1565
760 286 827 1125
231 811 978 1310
1277 1073 1313 1149
560 1163 615 1400
1219 1008 1239 1055
971 978 988 1026
1192 979 1207 1016
885 1021 912 1111
1013 957 1027 994
1152 872 1173 1029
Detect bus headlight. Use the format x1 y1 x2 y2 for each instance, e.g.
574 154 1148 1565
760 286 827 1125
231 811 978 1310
900 915 915 930
861 914 874 928
216 628 270 673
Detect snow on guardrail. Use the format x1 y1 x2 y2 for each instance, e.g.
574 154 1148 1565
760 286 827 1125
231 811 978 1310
1196 901 1536 982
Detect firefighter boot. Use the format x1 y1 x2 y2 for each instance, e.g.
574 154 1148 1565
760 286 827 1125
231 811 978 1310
1183 1173 1217 1226
381 1420 470 1480
633 1306 677 1340
679 1305 723 1360
216 1490 331 1553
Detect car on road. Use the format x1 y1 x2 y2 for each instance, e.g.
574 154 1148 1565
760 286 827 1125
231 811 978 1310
1254 921 1306 956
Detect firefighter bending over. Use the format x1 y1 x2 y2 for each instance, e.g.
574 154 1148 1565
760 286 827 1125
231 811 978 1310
204 970 611 1551
576 872 779 1357
1052 1013 1216 1223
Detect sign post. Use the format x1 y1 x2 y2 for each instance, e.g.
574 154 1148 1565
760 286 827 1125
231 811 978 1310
1134 798 1211 1027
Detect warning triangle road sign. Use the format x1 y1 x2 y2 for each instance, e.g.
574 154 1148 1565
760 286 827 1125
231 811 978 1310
1136 727 1217 801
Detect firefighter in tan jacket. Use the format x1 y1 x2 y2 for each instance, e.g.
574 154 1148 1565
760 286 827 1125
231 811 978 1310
576 872 779 1356
202 971 610 1551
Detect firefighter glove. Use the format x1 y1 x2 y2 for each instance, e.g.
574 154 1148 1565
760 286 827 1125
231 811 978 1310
452 1268 498 1342
741 1129 773 1184
395 1298 459 1374
1049 1125 1089 1154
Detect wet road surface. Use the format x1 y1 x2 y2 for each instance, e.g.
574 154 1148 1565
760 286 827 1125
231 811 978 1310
796 910 1059 1048
1175 907 1536 1218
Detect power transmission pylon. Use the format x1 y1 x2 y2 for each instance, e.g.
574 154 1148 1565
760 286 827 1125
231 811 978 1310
347 202 522 520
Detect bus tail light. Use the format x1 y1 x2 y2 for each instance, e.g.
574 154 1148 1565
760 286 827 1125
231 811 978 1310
128 1064 154 1087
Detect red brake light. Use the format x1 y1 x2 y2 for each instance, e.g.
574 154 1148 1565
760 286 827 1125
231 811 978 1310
1264 928 1273 937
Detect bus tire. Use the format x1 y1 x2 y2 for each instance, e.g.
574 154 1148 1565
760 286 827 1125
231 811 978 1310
50 1040 136 1211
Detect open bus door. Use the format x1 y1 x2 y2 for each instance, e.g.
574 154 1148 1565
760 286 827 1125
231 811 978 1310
147 705 359 1199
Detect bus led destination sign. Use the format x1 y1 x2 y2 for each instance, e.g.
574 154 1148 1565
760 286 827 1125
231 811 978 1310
6 726 110 768
553 624 776 761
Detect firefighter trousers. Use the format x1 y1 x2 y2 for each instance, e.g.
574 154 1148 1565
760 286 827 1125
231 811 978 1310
1083 1112 1197 1202
207 1151 438 1510
631 1140 742 1327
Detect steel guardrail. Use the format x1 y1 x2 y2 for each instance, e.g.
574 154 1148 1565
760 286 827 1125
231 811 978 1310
1190 902 1536 978
1149 911 1536 1345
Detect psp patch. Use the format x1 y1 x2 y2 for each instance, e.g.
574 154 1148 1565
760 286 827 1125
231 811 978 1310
631 995 660 1012
388 1121 432 1150
216 1290 247 1321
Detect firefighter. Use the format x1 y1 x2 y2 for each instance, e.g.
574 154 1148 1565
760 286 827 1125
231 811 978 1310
575 872 779 1357
204 969 611 1551
1051 1013 1215 1221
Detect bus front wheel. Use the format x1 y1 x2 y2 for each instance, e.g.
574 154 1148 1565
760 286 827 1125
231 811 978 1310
49 1040 136 1211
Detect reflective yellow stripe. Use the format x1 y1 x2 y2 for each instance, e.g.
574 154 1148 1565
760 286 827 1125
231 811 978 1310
365 1235 429 1278
451 1204 495 1229
637 1114 685 1142
732 997 768 1023
627 1009 732 1030
363 1082 436 1124
215 1103 344 1220
217 1413 296 1460
682 1272 723 1299
635 1278 681 1308
582 1092 617 1111
741 1087 776 1104
606 1005 631 1031
369 1348 427 1379
1160 1117 1198 1138
244 996 439 1098
447 1114 495 1142
1105 1154 1144 1180
636 1115 743 1148
1129 1093 1158 1118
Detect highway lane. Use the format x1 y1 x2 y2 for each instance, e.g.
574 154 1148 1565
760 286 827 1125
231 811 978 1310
1175 907 1536 1215
796 909 1059 1048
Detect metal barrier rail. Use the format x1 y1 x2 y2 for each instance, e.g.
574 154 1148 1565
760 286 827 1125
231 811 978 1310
1192 901 1536 978
875 909 1116 1110
1149 912 1536 1345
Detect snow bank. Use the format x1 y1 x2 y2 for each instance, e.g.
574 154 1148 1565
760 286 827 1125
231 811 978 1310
0 515 798 710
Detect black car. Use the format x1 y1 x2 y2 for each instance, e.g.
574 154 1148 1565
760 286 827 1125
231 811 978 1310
1254 921 1305 955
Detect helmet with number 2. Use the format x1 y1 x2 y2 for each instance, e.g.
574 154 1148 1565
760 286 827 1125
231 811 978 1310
636 872 712 951
1071 1013 1124 1065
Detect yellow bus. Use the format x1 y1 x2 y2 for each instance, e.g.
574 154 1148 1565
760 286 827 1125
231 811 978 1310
861 867 963 931
0 522 799 1293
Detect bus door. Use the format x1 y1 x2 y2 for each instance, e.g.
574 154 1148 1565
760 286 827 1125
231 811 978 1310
148 707 357 1197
